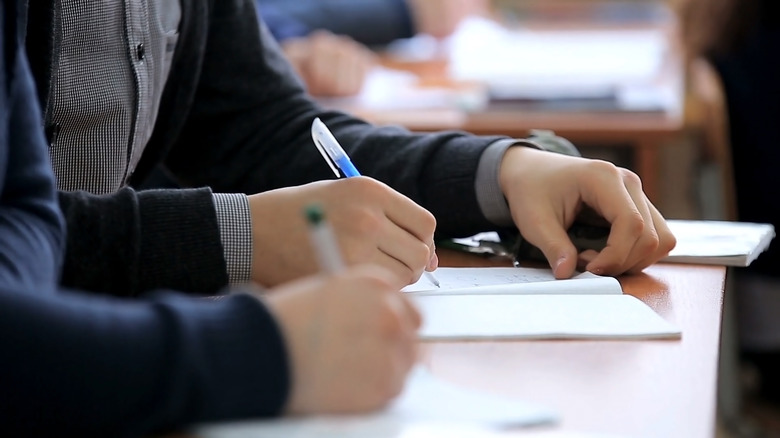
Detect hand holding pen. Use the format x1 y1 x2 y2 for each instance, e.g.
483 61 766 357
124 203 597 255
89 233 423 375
241 119 440 288
263 204 421 414
311 118 440 287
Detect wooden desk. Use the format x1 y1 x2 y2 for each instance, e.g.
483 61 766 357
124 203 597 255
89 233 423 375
181 252 724 438
424 250 726 438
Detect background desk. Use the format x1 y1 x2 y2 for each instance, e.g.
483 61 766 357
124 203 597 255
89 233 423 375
326 55 684 212
425 250 725 438
319 18 688 213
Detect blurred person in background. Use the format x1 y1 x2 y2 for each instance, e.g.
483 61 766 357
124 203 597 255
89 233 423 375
257 0 489 96
678 0 780 404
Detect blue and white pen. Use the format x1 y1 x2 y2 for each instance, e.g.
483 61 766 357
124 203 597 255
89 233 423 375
311 117 360 178
311 118 441 288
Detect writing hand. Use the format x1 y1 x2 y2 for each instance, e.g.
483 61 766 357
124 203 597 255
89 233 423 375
249 177 437 288
266 266 421 414
499 147 676 278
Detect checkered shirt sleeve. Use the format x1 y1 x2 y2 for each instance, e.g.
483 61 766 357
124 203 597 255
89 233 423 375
212 193 253 285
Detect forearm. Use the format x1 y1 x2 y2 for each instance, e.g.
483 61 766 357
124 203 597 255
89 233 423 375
58 187 229 297
0 288 288 436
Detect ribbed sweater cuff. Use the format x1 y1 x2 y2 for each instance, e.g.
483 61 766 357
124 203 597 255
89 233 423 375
138 188 229 295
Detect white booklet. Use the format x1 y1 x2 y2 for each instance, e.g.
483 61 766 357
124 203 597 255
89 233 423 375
195 367 556 438
402 267 681 341
664 220 775 267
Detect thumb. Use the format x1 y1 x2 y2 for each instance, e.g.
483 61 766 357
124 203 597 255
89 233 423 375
518 213 578 279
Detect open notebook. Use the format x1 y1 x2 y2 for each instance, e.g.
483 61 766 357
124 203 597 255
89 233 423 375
402 267 680 340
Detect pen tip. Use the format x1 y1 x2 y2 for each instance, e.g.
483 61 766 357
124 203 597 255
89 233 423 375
425 272 441 288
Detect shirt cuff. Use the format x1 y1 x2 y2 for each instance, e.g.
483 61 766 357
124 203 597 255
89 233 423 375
212 194 253 285
474 139 519 227
475 134 580 227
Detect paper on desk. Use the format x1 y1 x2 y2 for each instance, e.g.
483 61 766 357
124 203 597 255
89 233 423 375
401 267 678 340
317 67 485 111
447 17 673 111
195 367 557 438
449 17 665 86
664 220 776 267
402 267 622 296
412 294 681 340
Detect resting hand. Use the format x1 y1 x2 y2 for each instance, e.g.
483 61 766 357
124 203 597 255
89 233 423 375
248 177 437 288
266 266 421 414
406 0 490 38
499 147 676 278
281 31 374 97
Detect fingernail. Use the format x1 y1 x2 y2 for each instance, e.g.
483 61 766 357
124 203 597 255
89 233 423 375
428 252 439 270
554 255 567 274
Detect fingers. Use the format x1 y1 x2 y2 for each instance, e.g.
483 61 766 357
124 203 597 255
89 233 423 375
592 170 659 274
377 219 435 285
426 243 439 272
514 203 579 279
384 294 421 399
382 188 437 281
381 294 420 368
355 270 420 404
384 189 437 247
311 178 435 286
396 293 423 331
500 148 674 277
371 252 421 289
571 164 642 273
273 265 421 415
624 200 676 274
582 168 674 276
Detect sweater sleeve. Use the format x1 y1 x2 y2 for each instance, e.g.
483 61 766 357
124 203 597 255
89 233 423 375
0 8 64 290
164 0 508 239
0 288 289 437
255 0 414 46
58 187 229 297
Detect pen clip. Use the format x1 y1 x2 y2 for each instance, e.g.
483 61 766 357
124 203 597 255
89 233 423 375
312 135 341 178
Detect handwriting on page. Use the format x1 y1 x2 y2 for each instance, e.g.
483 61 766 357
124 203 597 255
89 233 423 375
402 267 603 293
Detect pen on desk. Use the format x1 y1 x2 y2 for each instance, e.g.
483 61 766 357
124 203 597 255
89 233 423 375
304 204 345 274
311 117 441 288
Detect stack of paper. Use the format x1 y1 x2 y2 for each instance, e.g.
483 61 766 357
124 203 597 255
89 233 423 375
403 267 680 340
447 17 676 113
665 220 776 267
